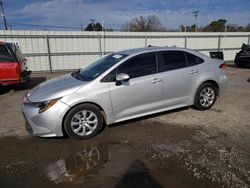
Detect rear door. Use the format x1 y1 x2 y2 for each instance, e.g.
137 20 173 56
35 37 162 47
108 52 164 121
159 50 201 107
0 44 19 85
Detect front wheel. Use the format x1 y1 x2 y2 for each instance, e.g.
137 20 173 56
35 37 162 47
64 104 103 139
194 83 218 110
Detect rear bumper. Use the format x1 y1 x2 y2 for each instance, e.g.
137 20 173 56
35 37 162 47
0 70 31 86
21 70 32 84
218 74 228 96
0 79 19 86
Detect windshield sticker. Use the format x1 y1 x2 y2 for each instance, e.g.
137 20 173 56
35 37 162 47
112 54 123 59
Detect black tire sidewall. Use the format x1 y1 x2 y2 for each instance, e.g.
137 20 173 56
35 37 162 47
64 104 103 139
194 83 218 110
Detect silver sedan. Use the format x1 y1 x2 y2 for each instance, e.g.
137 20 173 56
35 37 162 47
22 47 228 139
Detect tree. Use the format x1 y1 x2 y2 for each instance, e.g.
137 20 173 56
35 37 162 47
181 21 250 32
245 24 250 31
121 15 166 32
180 24 196 32
203 19 227 32
227 24 238 32
85 22 103 31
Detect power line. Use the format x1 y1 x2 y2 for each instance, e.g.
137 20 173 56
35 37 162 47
4 22 81 30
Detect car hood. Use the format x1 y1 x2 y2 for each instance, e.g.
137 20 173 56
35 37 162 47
27 74 87 102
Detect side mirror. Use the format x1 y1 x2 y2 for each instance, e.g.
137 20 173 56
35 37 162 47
116 73 130 86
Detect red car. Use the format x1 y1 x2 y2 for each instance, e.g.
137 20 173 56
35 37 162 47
0 42 31 87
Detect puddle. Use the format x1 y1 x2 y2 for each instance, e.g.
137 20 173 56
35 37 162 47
0 137 220 188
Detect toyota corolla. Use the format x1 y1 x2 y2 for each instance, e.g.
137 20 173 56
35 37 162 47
22 47 228 139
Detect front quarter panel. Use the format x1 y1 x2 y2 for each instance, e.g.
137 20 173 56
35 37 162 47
60 81 114 124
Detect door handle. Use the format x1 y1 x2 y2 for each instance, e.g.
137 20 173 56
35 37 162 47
152 78 162 83
189 70 198 74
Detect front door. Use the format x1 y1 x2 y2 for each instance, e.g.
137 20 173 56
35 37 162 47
109 52 164 121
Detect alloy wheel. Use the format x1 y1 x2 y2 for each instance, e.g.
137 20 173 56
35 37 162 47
70 110 98 136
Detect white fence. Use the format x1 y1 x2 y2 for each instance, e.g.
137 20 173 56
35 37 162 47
0 30 249 72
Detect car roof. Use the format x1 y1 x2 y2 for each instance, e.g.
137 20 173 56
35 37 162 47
117 46 209 60
117 46 187 55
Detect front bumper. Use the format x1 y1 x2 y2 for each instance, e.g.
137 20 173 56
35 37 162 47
22 99 70 137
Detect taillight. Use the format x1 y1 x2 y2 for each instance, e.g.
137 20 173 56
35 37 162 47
219 63 226 69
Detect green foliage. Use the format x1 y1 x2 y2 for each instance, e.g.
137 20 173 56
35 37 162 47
85 22 103 31
180 19 250 32
203 19 227 32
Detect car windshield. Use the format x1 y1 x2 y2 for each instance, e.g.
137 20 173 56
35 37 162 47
72 53 127 81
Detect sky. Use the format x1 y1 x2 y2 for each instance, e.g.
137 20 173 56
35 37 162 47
1 0 250 30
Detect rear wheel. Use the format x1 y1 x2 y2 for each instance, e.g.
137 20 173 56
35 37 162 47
194 82 218 110
64 104 103 139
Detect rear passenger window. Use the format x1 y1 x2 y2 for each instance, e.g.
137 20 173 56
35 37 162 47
186 52 204 66
117 53 157 79
162 51 187 71
0 45 13 62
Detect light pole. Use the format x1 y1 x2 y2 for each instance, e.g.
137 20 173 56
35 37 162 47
193 11 199 32
0 1 7 30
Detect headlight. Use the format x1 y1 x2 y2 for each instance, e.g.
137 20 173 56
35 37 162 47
23 95 61 113
29 98 61 113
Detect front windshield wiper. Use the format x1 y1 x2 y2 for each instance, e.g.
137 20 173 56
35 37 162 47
72 69 85 81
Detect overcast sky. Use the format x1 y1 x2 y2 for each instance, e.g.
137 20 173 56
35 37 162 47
2 0 250 30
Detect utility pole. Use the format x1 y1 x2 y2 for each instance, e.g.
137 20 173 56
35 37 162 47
101 20 104 32
80 21 83 31
193 11 199 32
0 1 7 30
224 23 227 33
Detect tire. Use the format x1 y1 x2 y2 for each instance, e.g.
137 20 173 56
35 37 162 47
194 82 218 111
63 104 103 139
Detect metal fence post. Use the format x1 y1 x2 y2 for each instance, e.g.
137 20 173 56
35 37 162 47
98 34 102 57
46 35 52 74
145 36 147 47
218 35 221 51
103 31 106 56
184 35 187 48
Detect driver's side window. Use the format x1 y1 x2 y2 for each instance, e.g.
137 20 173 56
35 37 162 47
117 52 157 79
101 52 157 82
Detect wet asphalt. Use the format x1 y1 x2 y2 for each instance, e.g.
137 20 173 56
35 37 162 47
0 65 250 187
